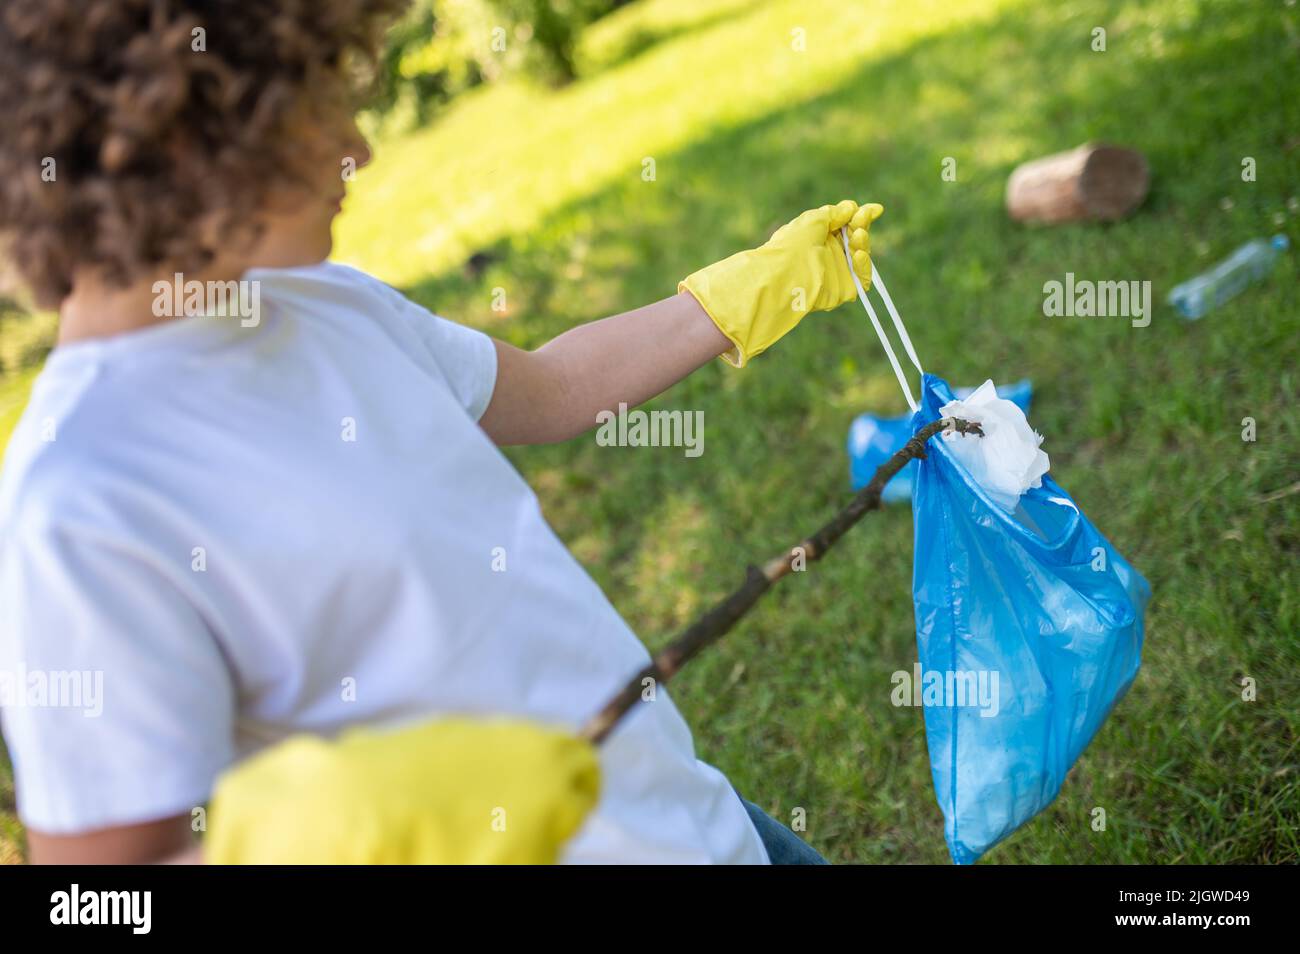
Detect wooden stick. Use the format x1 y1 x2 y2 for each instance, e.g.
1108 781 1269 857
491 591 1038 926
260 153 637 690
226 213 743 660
579 416 984 744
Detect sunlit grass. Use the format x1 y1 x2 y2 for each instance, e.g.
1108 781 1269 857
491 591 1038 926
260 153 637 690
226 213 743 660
0 365 39 466
332 0 1024 287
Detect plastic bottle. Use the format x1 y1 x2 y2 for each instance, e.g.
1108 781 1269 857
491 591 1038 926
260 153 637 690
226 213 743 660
1168 235 1290 319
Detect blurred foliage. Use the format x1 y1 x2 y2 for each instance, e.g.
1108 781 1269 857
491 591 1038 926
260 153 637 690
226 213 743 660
367 0 630 131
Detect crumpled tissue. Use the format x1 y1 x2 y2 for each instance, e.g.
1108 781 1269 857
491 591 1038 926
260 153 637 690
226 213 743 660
939 379 1049 512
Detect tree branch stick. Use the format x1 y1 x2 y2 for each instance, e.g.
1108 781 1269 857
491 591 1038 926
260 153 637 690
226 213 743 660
579 416 984 744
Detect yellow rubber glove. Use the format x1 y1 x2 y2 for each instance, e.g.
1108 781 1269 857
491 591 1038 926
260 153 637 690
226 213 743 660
680 200 884 367
205 718 600 865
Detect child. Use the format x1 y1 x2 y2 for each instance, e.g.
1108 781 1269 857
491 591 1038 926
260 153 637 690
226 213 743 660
0 0 879 863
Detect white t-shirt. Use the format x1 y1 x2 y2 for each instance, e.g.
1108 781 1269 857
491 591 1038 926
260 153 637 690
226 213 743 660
0 262 767 863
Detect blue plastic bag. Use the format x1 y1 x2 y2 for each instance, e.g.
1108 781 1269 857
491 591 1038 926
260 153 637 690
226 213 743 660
911 373 1150 863
848 379 1033 501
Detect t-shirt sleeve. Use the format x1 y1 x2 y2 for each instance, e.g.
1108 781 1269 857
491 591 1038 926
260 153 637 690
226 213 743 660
0 521 236 834
369 277 499 421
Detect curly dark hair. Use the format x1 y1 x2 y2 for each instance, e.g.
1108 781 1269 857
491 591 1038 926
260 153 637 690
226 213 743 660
0 0 406 308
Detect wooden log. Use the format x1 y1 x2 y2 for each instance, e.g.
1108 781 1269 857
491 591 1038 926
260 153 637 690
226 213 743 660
1005 143 1149 224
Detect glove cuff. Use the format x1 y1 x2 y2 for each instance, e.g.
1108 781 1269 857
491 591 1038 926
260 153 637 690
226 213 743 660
678 278 746 367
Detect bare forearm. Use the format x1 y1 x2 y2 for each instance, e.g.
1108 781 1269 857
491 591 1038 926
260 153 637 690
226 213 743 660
480 291 729 445
27 815 196 864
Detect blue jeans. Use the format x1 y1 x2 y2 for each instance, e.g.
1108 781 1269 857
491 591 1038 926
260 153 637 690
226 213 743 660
739 797 829 865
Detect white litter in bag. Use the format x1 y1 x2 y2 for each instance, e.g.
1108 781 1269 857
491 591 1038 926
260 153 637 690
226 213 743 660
939 379 1049 512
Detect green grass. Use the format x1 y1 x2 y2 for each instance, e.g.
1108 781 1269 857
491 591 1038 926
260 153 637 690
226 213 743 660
0 305 54 473
0 366 38 455
2 0 1297 863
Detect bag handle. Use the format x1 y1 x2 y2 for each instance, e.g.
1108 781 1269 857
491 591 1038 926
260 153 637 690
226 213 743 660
839 228 924 412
